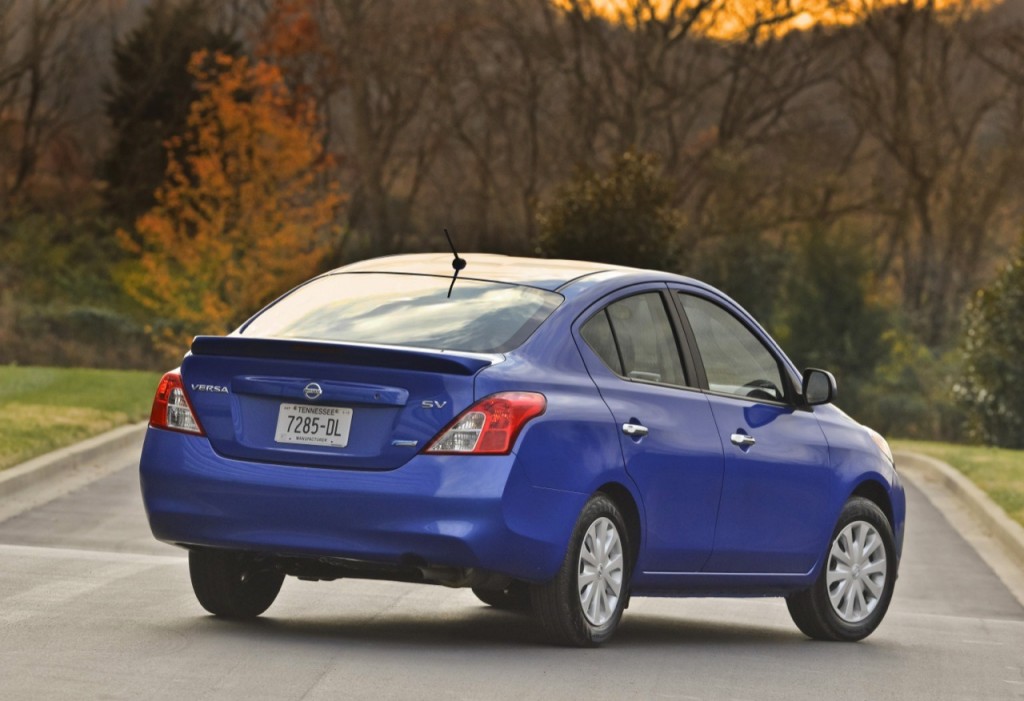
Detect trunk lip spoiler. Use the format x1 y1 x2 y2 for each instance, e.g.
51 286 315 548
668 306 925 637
189 335 502 376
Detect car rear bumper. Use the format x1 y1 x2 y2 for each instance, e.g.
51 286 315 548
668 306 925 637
139 427 585 582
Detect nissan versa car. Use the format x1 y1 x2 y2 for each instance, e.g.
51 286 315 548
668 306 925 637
140 253 905 646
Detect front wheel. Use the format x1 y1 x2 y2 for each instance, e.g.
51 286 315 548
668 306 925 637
531 494 631 646
189 549 284 619
786 497 897 641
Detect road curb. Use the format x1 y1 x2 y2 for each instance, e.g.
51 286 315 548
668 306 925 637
0 421 147 501
896 449 1024 570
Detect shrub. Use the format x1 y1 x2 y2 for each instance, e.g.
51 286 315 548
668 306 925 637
536 151 681 270
0 300 162 369
954 242 1024 447
858 329 964 440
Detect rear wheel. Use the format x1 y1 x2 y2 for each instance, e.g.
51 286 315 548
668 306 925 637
472 582 532 612
531 494 630 646
786 497 896 641
189 549 284 619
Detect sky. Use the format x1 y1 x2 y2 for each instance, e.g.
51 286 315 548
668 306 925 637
556 0 995 38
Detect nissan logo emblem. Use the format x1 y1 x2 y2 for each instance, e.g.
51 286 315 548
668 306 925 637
304 382 323 400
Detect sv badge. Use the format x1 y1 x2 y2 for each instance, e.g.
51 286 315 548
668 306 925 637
421 400 448 409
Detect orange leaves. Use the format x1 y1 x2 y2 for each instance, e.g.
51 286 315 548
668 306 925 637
119 50 344 354
257 0 322 63
256 0 330 105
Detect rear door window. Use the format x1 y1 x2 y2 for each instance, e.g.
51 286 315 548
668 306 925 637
580 310 623 376
581 292 686 387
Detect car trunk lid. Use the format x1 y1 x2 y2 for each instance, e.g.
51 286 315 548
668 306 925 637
180 336 496 470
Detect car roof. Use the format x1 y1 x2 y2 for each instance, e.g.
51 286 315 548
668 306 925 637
334 253 642 291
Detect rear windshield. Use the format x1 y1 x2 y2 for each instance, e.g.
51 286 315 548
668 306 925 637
240 272 562 353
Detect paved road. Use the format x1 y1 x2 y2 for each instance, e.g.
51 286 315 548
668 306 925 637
1 452 1023 701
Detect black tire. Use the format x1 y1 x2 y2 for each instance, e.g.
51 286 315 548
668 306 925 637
786 497 897 641
189 549 284 619
472 582 532 612
531 494 631 647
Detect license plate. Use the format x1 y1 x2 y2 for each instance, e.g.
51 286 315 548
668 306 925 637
274 403 353 447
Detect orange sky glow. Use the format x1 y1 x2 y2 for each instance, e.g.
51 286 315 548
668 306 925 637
555 0 995 39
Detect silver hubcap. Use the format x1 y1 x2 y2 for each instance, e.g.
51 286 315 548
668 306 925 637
577 516 624 626
827 520 887 623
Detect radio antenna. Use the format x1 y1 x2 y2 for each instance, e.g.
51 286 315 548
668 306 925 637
444 228 466 299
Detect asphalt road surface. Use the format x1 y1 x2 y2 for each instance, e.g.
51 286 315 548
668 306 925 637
1 450 1023 701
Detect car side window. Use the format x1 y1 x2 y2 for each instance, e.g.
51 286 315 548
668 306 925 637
581 293 686 387
580 310 623 375
678 294 786 402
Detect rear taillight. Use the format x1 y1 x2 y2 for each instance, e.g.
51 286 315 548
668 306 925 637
424 392 546 455
149 371 205 435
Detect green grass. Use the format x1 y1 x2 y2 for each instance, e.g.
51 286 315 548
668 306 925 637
893 439 1024 528
0 366 161 470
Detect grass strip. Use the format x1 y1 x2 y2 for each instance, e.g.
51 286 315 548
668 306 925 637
894 439 1024 528
0 366 160 470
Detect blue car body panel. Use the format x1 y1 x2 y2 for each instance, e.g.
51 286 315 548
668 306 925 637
180 339 498 471
139 253 906 598
814 403 907 557
701 395 832 575
141 427 587 582
569 283 726 575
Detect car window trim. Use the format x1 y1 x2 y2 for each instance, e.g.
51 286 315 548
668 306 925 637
662 284 705 390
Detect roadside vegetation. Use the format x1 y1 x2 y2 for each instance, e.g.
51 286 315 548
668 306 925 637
894 440 1024 528
1 1 1023 449
0 367 160 471
2 2 1022 617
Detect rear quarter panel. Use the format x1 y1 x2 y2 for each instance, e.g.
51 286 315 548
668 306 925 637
478 351 629 496
474 321 645 559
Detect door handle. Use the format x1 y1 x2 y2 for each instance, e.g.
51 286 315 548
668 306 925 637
622 423 649 437
730 433 756 447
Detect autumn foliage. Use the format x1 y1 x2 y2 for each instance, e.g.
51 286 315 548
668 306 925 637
256 0 329 98
119 50 343 354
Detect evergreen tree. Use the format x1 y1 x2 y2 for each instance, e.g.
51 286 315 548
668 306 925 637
777 229 891 418
691 227 787 326
102 0 239 226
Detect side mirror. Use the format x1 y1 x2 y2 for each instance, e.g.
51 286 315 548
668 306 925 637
802 368 837 406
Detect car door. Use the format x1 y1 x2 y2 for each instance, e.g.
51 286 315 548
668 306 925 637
673 289 832 575
574 286 725 573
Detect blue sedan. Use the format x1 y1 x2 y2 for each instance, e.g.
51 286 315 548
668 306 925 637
140 253 905 646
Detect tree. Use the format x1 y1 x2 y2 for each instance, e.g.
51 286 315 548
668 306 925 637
119 50 344 355
0 0 91 210
311 0 462 258
103 0 240 226
839 1 1024 346
776 228 891 417
441 0 565 251
955 241 1024 448
536 151 679 269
